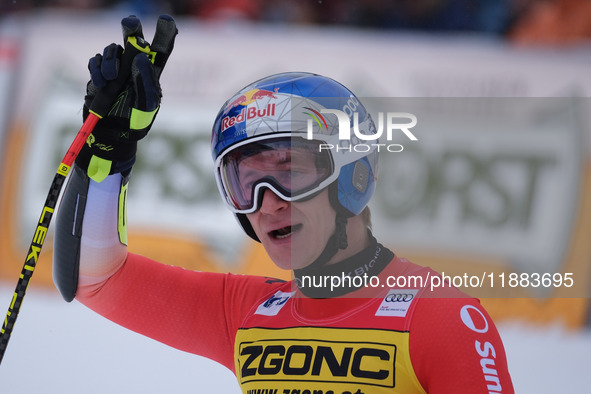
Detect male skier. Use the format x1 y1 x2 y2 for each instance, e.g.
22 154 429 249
54 14 514 393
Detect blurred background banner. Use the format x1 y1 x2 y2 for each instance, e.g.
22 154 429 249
1 3 590 329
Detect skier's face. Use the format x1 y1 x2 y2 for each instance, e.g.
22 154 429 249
246 188 336 271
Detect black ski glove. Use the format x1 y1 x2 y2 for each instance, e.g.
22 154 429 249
77 14 178 182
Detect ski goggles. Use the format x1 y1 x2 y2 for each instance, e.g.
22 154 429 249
214 135 336 213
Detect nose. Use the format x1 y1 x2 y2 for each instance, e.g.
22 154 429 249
258 188 289 214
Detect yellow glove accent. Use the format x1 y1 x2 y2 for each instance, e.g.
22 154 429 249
130 107 159 130
127 36 157 63
87 155 112 183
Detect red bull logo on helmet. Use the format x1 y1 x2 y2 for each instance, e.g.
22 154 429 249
221 103 277 132
221 88 280 132
223 88 279 114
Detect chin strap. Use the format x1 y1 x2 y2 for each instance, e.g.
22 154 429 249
293 212 348 277
294 231 393 298
294 180 352 274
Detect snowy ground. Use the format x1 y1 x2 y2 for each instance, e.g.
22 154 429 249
0 284 589 393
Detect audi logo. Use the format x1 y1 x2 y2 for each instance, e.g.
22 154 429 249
384 293 414 302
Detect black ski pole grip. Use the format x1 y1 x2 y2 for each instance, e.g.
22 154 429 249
88 36 151 118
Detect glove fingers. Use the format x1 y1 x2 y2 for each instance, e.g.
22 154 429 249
79 14 174 180
88 54 106 88
101 43 123 81
150 14 178 77
151 15 177 54
121 15 144 43
132 53 161 112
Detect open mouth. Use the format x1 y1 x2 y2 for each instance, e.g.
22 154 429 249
270 224 302 239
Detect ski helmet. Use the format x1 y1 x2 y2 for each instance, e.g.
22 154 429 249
211 72 379 241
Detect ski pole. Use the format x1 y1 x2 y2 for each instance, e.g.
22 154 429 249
0 113 98 364
0 32 149 365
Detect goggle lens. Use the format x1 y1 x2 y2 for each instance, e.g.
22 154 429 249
218 137 334 213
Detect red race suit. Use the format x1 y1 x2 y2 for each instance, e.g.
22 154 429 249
77 245 514 394
57 173 514 393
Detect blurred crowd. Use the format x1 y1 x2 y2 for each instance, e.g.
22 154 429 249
1 0 591 45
